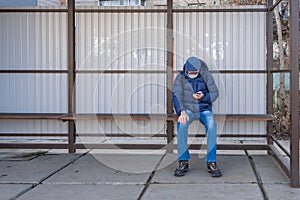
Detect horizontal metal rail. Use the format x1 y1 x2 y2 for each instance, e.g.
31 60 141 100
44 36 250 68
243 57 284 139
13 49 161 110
75 69 272 74
0 8 68 13
270 135 290 157
0 143 69 149
76 133 267 138
75 7 268 13
0 7 268 14
0 69 291 74
76 69 269 74
213 70 268 74
0 133 68 137
0 113 274 121
0 70 68 74
270 69 291 73
0 69 273 74
76 70 166 74
75 8 167 13
0 133 267 138
173 8 268 13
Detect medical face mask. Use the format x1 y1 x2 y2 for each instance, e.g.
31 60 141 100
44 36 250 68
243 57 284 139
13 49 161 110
187 73 198 79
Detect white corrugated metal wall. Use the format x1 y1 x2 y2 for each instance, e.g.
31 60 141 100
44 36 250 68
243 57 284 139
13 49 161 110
0 6 266 142
75 7 167 140
0 10 68 139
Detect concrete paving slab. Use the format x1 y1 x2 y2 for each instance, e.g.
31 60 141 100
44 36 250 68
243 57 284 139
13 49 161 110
252 155 289 184
90 149 166 155
0 149 49 161
217 150 246 155
240 140 269 156
143 183 263 200
152 154 257 184
91 153 164 173
264 183 300 200
157 153 178 171
44 154 161 184
174 149 246 156
246 150 268 156
17 184 144 200
0 154 82 184
102 139 167 144
0 184 32 200
46 149 90 154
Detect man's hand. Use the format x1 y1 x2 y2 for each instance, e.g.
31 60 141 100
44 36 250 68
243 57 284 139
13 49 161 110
178 111 189 124
193 93 204 100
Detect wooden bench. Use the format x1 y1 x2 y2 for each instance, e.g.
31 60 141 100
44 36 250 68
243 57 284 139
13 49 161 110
0 113 274 151
0 113 274 138
0 113 274 122
57 113 274 122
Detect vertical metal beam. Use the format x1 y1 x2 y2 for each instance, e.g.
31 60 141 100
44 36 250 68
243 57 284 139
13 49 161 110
68 0 76 153
289 0 299 188
166 0 174 152
266 0 274 151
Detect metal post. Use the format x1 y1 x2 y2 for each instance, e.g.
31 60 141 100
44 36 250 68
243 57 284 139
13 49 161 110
68 0 76 153
166 0 174 153
266 0 274 152
289 0 299 188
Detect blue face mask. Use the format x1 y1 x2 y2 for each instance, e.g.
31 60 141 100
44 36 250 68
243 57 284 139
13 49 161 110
187 74 198 79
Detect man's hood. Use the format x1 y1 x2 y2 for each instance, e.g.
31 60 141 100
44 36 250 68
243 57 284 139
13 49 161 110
182 57 208 76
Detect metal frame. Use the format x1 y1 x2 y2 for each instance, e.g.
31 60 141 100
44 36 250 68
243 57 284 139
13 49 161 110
266 0 274 153
166 0 174 152
67 0 76 153
0 0 298 187
288 0 299 188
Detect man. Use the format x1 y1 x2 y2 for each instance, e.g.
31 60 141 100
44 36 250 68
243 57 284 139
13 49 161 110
172 56 221 177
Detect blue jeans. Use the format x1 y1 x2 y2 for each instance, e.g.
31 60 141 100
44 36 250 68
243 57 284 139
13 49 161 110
177 110 217 162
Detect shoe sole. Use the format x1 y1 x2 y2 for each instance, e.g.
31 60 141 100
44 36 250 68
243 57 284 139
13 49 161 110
208 171 222 177
174 169 189 177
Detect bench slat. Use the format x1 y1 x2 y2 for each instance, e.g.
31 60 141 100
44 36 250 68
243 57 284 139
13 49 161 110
58 113 274 121
0 113 63 120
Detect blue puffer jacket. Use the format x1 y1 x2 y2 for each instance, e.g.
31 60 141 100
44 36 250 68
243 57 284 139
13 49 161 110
172 57 219 116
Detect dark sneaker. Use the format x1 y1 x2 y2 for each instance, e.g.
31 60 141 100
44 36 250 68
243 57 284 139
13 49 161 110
174 160 189 176
207 162 222 177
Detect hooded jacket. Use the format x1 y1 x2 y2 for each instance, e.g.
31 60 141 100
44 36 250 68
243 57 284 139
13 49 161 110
172 57 219 116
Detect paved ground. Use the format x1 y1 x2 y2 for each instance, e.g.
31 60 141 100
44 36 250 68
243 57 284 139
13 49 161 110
0 148 300 200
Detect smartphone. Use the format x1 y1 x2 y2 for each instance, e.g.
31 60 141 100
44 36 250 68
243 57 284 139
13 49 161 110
196 91 203 94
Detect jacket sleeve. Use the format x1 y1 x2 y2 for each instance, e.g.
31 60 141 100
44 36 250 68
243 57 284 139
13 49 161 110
172 74 185 116
203 72 219 103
